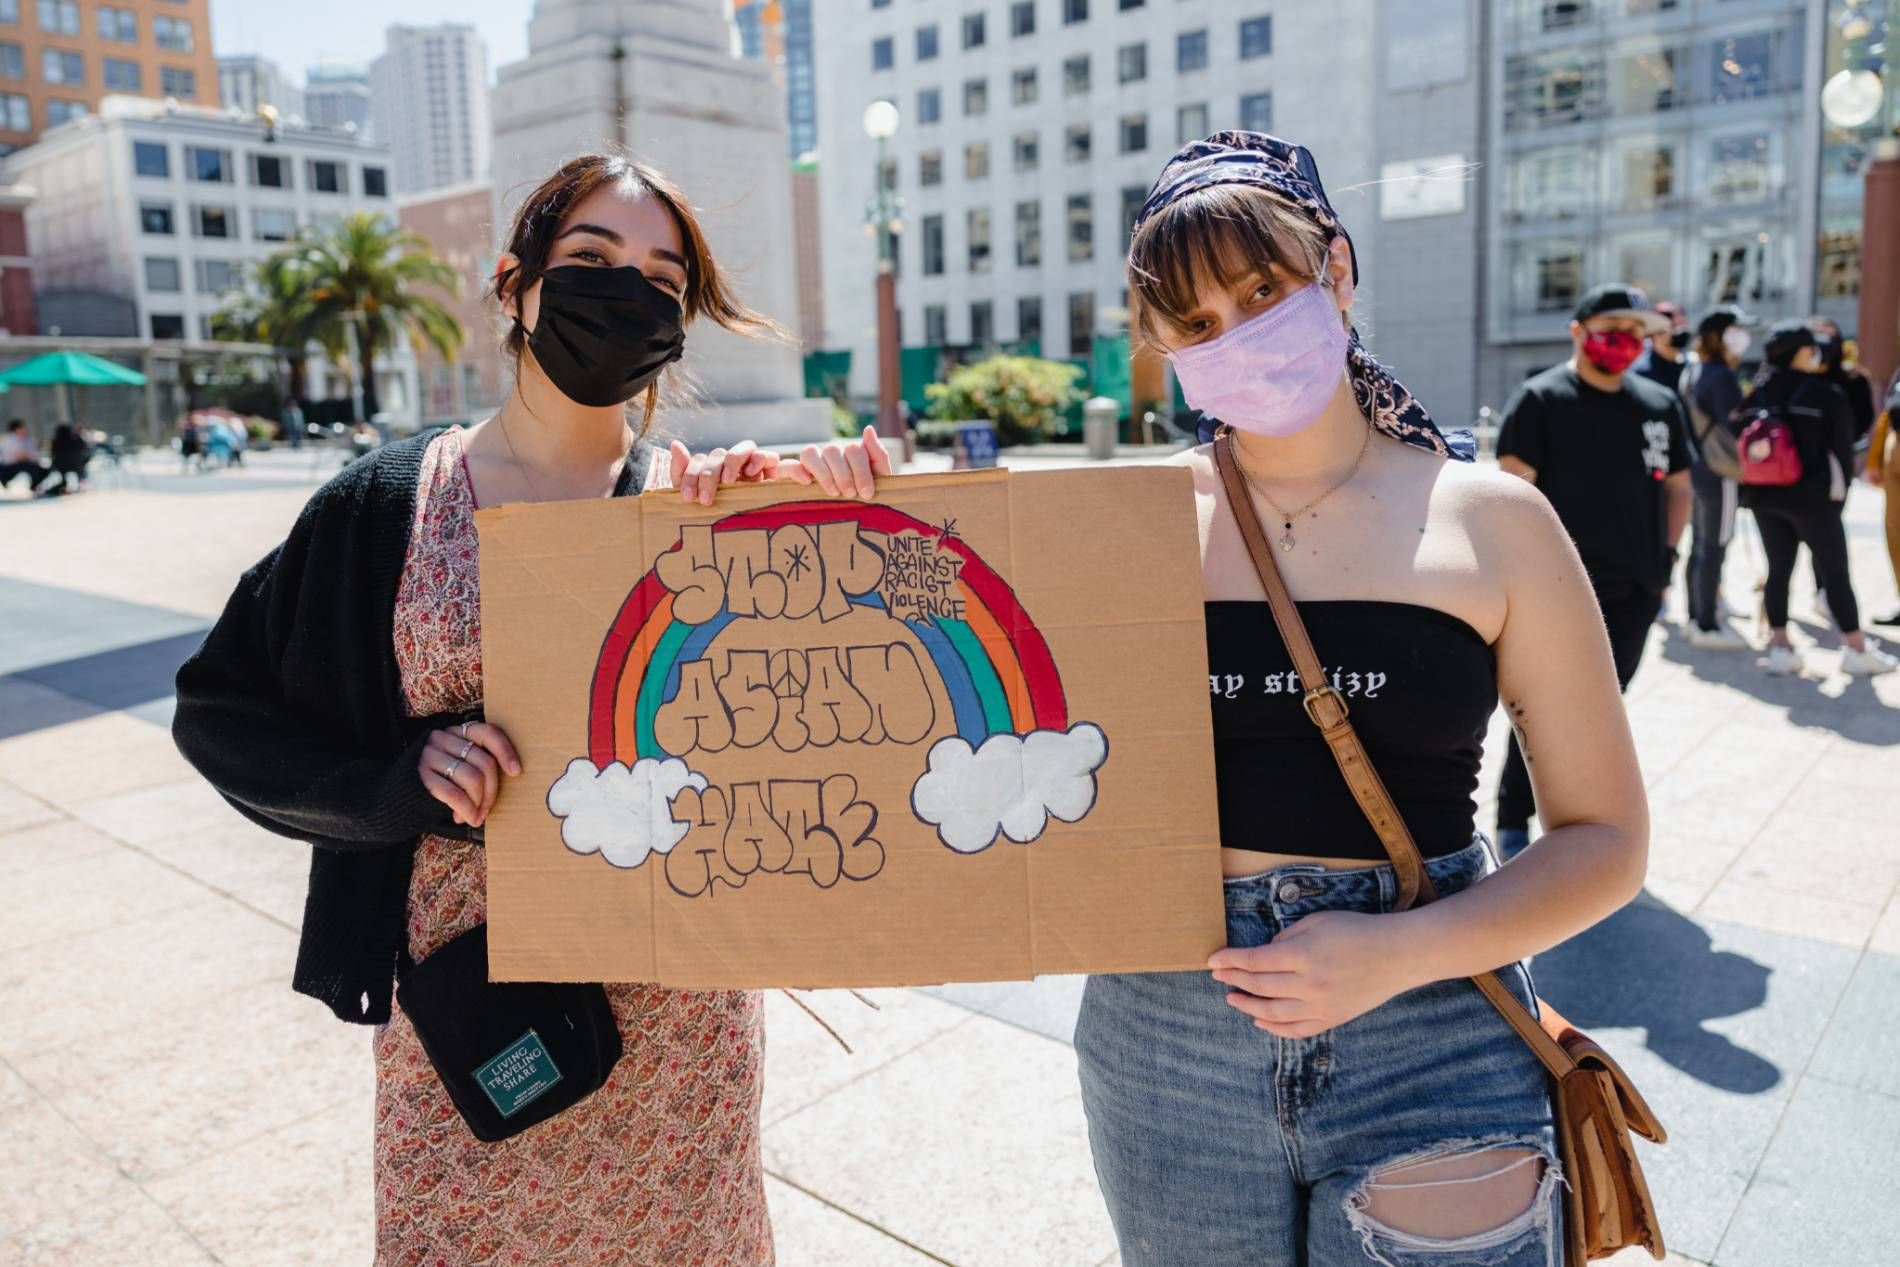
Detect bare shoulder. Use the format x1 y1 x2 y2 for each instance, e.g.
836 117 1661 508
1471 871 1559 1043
1166 442 1220 490
1426 454 1559 531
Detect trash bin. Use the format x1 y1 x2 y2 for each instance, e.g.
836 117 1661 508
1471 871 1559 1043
1083 396 1119 460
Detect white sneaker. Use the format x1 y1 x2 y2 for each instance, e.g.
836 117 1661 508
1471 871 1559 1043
1686 625 1749 651
1764 645 1802 676
1841 644 1899 677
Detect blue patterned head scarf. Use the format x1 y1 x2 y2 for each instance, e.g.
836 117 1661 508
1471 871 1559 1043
1133 131 1475 461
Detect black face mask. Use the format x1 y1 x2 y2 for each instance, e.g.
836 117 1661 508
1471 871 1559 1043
526 265 686 407
1668 329 1691 351
1816 336 1844 372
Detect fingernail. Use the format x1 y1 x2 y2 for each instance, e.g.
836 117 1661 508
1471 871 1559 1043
509 763 521 775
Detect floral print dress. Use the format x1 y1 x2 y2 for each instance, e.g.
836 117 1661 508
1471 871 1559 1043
375 427 771 1266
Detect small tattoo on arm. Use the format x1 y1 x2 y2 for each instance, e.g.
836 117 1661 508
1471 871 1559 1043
1508 699 1532 763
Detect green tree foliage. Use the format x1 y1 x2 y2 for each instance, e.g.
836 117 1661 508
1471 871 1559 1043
923 355 1085 446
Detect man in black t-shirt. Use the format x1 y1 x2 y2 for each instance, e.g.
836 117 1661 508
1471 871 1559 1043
1493 283 1693 857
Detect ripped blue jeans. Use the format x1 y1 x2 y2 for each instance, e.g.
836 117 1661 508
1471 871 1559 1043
1075 838 1560 1266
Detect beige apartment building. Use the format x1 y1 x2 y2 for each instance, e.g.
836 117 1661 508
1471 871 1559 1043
0 0 219 155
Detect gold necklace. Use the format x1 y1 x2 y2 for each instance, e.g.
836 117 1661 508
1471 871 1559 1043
1232 422 1374 552
495 412 630 503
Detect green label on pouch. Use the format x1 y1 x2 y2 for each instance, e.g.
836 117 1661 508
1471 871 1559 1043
474 1029 563 1118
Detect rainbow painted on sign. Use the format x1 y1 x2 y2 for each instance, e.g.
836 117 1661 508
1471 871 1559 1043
586 502 1069 767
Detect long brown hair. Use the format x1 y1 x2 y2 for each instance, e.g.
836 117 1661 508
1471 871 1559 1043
491 152 777 429
1127 182 1331 353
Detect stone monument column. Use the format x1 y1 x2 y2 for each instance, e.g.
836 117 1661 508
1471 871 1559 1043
492 0 830 447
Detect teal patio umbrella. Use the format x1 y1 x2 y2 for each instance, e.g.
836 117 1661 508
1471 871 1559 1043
0 350 146 423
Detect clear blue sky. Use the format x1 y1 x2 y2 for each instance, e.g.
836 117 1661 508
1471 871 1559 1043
211 0 533 82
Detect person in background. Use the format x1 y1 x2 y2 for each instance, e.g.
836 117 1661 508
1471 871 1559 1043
1493 283 1692 858
1806 319 1875 626
1630 299 1689 395
1680 306 1751 649
1869 368 1900 627
1737 321 1894 677
0 418 52 493
46 422 91 493
283 397 305 450
179 417 204 472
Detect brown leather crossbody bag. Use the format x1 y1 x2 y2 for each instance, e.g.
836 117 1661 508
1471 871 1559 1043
1212 432 1668 1264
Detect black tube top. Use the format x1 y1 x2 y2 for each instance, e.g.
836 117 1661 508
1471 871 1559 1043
1206 600 1498 860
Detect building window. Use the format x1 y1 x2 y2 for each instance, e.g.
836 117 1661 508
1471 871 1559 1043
1504 51 1604 130
1120 185 1146 244
308 160 345 194
1015 199 1041 266
963 12 985 49
917 25 939 61
139 202 173 234
1068 291 1094 357
160 67 196 98
0 43 17 79
1705 132 1769 204
872 0 890 8
103 56 139 90
920 149 942 186
1240 92 1273 133
1817 220 1859 299
41 48 82 84
1065 123 1090 163
1534 246 1583 311
253 207 296 241
872 37 893 72
1011 0 1035 37
362 165 387 198
251 153 286 188
1707 31 1776 104
1118 43 1146 84
1613 140 1674 212
133 139 169 177
194 205 233 238
187 146 231 183
1119 0 1145 9
1178 29 1208 73
1067 193 1092 261
1018 295 1042 343
1064 0 1087 24
43 98 83 127
149 313 185 340
1240 16 1272 59
964 77 988 116
1063 54 1089 95
195 258 235 294
1505 146 1587 221
1012 130 1038 171
922 214 945 275
971 300 993 346
968 207 992 273
878 155 898 194
965 140 989 180
1609 45 1679 115
1119 113 1147 154
153 15 192 52
1611 232 1672 303
1701 230 1770 305
917 87 941 124
1177 101 1208 144
95 4 135 41
924 304 947 346
1012 66 1037 105
36 0 77 36
144 256 181 293
0 0 14 21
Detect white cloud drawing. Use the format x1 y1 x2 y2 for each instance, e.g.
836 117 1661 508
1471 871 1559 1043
546 757 708 870
909 723 1109 854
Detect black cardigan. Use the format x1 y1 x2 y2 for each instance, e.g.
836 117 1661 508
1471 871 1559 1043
1734 371 1856 516
173 430 653 1023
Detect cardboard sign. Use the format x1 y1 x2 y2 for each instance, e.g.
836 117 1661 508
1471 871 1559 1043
477 467 1223 988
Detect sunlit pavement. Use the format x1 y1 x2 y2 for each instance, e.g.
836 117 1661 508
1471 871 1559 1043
3 441 1897 1265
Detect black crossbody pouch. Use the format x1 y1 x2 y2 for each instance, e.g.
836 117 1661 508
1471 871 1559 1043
394 922 623 1143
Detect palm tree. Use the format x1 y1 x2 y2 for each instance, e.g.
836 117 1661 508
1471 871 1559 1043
294 212 464 421
211 251 338 403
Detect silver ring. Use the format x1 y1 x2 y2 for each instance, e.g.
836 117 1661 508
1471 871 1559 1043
458 739 473 761
445 759 461 780
459 721 471 739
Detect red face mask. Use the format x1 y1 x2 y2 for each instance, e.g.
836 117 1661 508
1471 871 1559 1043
1582 329 1643 376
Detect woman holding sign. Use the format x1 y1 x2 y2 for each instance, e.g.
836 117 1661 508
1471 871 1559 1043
172 153 887 1265
1072 133 1653 1265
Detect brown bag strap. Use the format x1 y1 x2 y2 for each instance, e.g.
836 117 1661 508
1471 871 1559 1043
1212 432 1578 1082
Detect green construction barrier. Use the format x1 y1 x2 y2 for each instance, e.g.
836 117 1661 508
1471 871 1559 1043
1091 332 1131 417
899 345 940 416
803 349 851 399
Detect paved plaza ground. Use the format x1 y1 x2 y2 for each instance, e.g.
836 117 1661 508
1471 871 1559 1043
3 443 1898 1266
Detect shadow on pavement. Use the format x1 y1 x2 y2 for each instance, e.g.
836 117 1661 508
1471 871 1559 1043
0 629 205 740
1657 622 1900 746
1533 890 1779 1094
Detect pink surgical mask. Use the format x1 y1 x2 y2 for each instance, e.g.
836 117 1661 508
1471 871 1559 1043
1167 281 1348 437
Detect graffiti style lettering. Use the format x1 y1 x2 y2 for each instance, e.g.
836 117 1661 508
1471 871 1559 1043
661 777 885 898
655 522 887 626
654 643 938 758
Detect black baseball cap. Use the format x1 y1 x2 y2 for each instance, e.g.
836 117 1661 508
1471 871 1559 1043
1573 284 1672 336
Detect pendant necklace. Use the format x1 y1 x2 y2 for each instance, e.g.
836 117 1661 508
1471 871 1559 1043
496 411 631 503
1234 422 1374 552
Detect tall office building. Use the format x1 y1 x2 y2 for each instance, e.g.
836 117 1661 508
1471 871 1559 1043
733 0 819 158
218 55 303 120
0 0 219 156
304 63 373 137
370 24 492 196
812 0 1377 404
